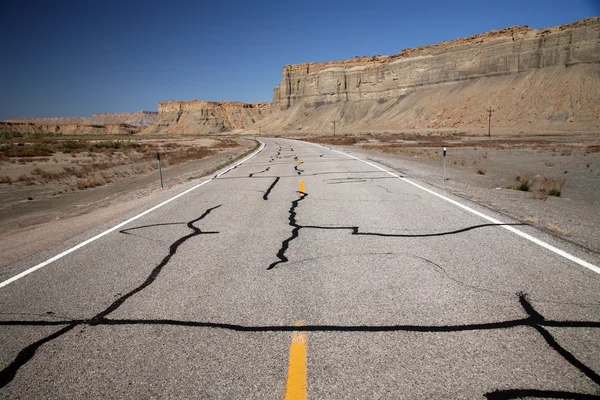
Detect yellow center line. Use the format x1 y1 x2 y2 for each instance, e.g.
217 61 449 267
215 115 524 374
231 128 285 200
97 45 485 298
297 159 302 164
284 330 308 400
299 180 306 195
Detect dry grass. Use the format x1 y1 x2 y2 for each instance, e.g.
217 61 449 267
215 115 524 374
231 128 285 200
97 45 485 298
306 136 366 146
161 146 216 166
0 137 244 194
31 167 70 181
17 175 35 184
76 175 106 190
525 216 539 224
548 224 569 235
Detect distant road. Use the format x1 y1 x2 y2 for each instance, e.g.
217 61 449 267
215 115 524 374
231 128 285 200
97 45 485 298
1 138 599 399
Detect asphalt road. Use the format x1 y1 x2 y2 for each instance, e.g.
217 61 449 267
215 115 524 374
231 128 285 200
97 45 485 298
1 138 600 399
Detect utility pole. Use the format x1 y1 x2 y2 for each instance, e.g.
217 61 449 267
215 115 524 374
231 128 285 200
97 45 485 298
487 107 493 138
332 119 337 136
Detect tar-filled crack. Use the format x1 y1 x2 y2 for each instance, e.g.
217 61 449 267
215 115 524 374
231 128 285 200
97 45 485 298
249 166 270 177
263 177 280 200
267 192 307 269
294 165 304 175
213 165 237 179
0 205 222 388
267 185 524 269
301 223 526 238
328 179 368 184
2 293 599 397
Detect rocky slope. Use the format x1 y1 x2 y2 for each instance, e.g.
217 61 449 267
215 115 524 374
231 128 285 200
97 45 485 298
258 17 600 134
141 100 270 134
0 122 141 136
4 111 158 126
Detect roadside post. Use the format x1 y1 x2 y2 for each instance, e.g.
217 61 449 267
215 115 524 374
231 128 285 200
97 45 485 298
157 152 163 189
442 147 447 182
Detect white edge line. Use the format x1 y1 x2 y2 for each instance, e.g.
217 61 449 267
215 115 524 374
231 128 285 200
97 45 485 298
0 141 266 289
309 142 600 275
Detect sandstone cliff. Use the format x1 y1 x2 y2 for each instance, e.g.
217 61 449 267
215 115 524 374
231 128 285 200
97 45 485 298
259 17 600 134
142 100 270 134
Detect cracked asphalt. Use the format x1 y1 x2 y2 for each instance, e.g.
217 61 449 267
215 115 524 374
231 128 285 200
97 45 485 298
1 138 600 399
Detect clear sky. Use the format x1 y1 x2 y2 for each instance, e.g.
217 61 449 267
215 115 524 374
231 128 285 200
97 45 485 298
1 0 598 120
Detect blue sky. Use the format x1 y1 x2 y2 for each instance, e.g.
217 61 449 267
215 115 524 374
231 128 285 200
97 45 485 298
0 0 598 120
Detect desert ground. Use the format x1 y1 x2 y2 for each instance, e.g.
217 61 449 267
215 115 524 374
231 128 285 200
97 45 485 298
0 135 257 267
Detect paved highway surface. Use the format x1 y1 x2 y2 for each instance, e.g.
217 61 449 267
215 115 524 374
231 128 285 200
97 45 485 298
1 138 600 399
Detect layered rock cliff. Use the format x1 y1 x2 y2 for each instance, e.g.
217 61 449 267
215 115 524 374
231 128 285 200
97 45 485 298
142 100 270 134
260 17 600 134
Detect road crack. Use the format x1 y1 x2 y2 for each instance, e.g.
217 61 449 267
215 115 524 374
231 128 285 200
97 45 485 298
0 205 222 388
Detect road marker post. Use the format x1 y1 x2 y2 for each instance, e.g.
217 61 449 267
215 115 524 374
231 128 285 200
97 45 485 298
442 147 446 183
157 152 164 189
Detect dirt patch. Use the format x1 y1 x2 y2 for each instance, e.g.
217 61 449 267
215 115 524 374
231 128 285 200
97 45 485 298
305 132 600 254
0 135 256 267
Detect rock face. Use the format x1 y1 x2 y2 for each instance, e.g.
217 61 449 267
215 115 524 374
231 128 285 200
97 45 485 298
262 17 600 133
142 100 270 134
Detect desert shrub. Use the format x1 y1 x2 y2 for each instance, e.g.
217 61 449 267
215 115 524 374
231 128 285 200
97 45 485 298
17 174 35 183
476 168 486 175
539 177 566 197
92 140 140 150
0 143 54 157
61 140 89 152
508 173 537 191
75 175 106 190
31 167 68 180
531 190 548 200
0 175 12 184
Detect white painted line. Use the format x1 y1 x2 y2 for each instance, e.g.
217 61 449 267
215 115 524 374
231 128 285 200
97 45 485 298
0 142 265 289
309 142 600 275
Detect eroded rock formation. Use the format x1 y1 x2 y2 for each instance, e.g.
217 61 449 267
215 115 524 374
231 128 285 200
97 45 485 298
142 100 270 134
1 111 159 136
261 17 600 134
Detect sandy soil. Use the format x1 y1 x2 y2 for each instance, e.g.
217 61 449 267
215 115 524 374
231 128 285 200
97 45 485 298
0 137 256 267
304 131 600 254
